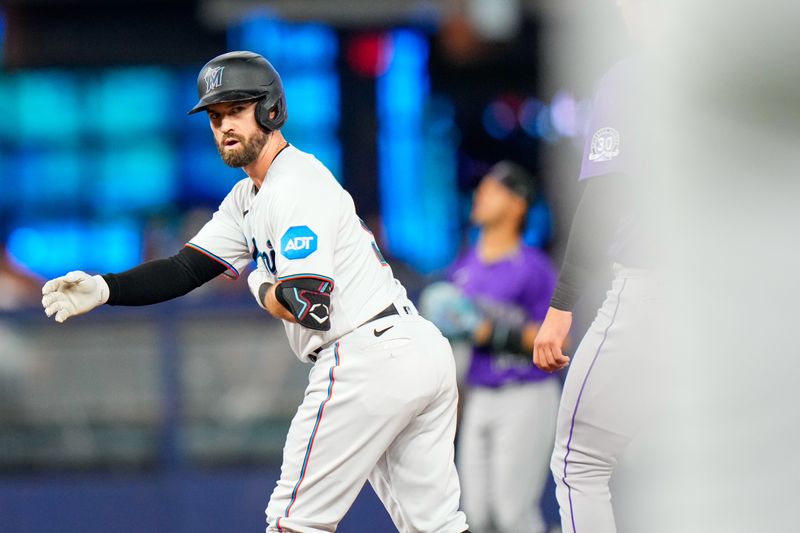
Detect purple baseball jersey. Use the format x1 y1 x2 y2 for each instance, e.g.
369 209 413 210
449 245 558 387
579 56 644 182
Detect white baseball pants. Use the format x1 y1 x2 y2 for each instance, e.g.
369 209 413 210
265 308 469 533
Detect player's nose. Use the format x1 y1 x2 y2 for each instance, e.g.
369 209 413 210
219 114 237 133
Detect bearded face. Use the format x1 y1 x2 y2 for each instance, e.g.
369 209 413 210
216 128 269 168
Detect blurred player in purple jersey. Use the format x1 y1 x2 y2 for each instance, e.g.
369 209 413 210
430 162 560 533
533 1 665 532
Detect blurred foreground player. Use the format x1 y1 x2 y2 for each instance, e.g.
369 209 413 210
42 51 469 533
423 163 559 533
532 1 664 532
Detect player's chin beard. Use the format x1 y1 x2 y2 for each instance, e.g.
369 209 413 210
218 130 269 168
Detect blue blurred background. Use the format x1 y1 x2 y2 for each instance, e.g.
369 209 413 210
0 1 630 531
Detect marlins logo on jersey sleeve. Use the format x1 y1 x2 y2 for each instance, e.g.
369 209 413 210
186 178 253 279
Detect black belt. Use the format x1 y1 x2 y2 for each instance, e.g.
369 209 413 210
366 302 400 324
309 303 399 361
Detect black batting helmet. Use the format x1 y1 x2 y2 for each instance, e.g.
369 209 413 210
188 51 288 131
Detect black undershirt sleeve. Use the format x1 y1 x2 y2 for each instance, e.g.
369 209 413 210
550 175 627 312
102 246 228 306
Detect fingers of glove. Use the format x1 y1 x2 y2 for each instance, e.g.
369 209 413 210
44 302 59 318
42 277 67 295
42 291 63 309
44 300 72 320
54 308 73 323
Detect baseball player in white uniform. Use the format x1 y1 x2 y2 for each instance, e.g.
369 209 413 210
41 51 469 533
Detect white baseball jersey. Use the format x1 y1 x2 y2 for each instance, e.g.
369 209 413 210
187 145 406 360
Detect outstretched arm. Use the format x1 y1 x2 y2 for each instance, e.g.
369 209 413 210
42 246 227 322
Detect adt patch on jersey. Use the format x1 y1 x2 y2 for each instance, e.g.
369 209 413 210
281 226 318 259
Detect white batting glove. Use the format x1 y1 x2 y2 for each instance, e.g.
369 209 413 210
41 271 110 323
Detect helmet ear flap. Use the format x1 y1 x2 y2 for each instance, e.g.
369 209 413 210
255 98 273 131
256 96 287 132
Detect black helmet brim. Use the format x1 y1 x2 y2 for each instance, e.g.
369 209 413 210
187 90 265 115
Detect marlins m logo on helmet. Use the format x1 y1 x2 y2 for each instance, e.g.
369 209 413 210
203 66 225 93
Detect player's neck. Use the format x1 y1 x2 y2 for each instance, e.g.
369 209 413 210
244 131 288 189
477 224 521 263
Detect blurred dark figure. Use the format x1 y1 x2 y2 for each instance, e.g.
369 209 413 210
0 242 42 310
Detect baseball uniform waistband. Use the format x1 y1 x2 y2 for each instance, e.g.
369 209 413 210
308 302 417 361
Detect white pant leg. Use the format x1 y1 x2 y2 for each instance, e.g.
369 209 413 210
266 314 467 533
550 270 658 533
369 452 412 532
265 340 380 533
491 380 561 533
457 388 494 532
368 317 468 533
